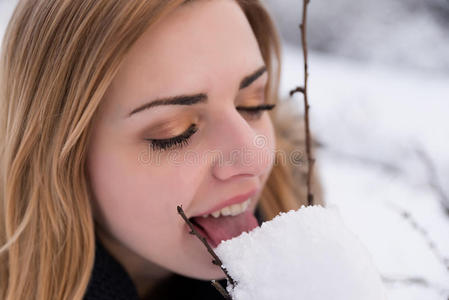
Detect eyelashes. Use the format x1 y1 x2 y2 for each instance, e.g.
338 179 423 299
145 123 198 151
236 104 275 121
145 103 276 151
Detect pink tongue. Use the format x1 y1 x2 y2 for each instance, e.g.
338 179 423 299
192 210 259 248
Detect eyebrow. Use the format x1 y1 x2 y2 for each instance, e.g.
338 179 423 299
128 65 267 117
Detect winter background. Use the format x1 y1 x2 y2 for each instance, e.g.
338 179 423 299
1 0 448 299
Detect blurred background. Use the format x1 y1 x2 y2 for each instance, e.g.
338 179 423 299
263 0 449 299
1 0 449 299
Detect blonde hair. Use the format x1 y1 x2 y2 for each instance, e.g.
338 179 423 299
0 0 322 299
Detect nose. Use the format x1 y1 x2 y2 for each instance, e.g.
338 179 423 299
209 108 275 181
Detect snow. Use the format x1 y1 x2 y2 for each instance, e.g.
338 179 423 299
279 44 449 299
215 205 387 300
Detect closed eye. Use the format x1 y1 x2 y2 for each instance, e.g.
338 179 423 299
236 103 276 120
144 103 275 152
144 123 198 151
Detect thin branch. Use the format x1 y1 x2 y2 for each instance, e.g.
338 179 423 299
177 205 235 296
382 275 449 295
324 144 449 217
387 202 449 271
290 0 315 206
414 147 449 216
382 275 429 286
211 280 232 300
289 86 304 96
322 146 403 174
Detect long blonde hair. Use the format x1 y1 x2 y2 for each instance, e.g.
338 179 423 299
0 0 322 299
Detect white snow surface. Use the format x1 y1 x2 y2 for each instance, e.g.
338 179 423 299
215 205 387 300
280 44 449 299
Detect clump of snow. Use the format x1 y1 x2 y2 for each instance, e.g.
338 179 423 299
215 205 387 300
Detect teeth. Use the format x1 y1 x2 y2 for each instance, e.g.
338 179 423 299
202 198 252 218
221 206 231 216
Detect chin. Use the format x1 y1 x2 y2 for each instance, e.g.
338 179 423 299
175 261 226 281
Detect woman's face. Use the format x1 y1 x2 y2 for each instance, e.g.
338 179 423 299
86 0 276 283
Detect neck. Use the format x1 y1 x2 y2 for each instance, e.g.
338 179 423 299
95 226 172 298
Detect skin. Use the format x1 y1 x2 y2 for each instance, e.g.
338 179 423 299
86 0 276 297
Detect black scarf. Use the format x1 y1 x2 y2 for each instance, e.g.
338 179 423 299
83 207 264 300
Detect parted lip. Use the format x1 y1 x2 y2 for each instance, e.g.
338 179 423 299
192 188 259 218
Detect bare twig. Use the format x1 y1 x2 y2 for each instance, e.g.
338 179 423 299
382 276 449 294
414 147 449 216
290 0 315 206
211 280 232 300
177 205 235 298
324 144 449 217
382 275 429 286
322 146 402 175
382 275 449 295
387 202 449 271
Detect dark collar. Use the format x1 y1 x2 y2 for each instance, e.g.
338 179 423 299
83 234 140 300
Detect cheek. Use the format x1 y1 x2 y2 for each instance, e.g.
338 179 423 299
86 142 203 239
259 114 276 179
260 113 276 164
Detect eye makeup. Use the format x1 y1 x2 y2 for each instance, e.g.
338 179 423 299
236 103 276 121
145 123 199 151
144 103 276 151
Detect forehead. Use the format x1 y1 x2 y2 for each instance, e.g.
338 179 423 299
106 0 265 116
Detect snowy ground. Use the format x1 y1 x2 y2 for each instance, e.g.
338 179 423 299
280 44 449 299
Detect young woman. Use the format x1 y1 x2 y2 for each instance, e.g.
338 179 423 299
0 0 323 299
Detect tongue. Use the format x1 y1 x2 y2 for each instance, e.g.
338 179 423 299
192 210 259 248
